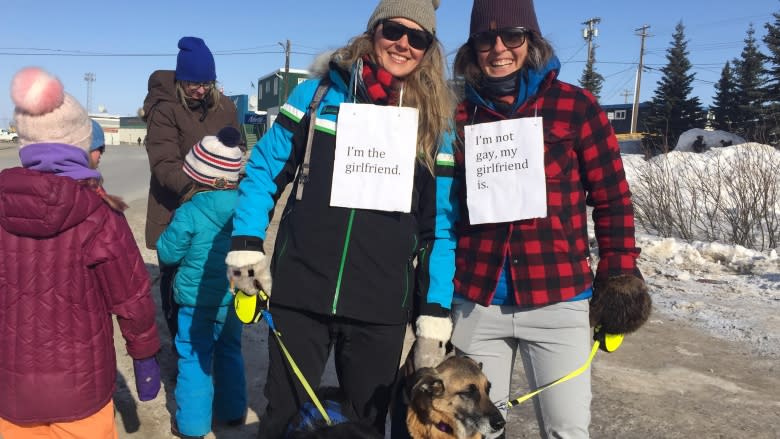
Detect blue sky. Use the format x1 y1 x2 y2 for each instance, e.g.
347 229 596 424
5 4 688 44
1 0 777 127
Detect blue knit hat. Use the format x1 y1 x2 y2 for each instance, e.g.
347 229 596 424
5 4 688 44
175 37 216 82
89 119 105 152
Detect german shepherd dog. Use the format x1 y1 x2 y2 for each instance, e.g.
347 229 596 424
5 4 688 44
406 356 505 439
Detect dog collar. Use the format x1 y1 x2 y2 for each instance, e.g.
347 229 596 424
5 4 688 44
435 421 454 434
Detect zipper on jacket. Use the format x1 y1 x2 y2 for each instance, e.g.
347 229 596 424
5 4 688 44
402 235 419 307
332 209 356 314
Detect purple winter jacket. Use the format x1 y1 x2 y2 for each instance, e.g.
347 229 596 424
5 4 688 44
0 167 160 423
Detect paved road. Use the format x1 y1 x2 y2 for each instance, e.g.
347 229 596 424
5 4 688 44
0 142 150 202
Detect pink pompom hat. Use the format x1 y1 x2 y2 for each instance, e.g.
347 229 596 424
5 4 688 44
10 67 92 152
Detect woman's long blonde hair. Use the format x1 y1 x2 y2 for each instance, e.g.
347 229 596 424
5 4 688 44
330 32 454 174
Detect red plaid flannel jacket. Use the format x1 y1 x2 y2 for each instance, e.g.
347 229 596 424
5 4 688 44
453 74 641 307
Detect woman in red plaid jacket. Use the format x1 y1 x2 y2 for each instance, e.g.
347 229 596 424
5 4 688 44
410 1 652 437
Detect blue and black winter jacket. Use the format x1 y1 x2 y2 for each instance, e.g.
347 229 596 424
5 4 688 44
232 64 457 325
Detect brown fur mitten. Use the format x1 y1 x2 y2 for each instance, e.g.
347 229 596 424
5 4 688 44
590 274 652 334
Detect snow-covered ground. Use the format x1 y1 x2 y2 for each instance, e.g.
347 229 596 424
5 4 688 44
620 141 780 357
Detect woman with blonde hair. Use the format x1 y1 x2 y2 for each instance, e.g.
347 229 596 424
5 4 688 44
225 1 457 437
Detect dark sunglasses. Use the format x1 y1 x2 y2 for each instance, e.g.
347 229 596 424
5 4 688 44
470 27 529 52
379 19 434 51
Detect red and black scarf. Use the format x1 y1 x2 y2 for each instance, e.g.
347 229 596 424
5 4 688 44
360 55 401 106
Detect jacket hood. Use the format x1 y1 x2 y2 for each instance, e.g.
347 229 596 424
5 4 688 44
0 167 103 238
142 70 177 122
309 51 336 78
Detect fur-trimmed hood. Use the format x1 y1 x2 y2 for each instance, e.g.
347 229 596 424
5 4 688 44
308 50 337 79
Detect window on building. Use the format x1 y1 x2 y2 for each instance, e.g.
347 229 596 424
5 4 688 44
274 78 278 95
614 110 627 120
265 81 270 93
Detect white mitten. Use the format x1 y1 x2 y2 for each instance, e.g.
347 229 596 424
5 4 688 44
413 315 453 370
225 250 272 296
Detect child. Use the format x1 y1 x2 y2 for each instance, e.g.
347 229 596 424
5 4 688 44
87 119 129 211
0 67 161 438
156 126 247 439
89 119 106 168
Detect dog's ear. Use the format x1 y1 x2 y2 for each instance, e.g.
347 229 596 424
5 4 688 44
408 367 445 423
424 377 445 397
411 369 445 398
407 367 434 396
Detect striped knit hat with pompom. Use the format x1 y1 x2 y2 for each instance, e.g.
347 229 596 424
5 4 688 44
183 126 243 189
11 67 93 152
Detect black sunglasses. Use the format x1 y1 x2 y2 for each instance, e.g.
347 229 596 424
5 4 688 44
470 27 529 52
378 19 434 51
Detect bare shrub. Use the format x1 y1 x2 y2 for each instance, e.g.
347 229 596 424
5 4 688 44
631 144 780 251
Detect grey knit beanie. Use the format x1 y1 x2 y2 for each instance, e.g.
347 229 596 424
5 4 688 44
367 0 440 35
470 0 541 36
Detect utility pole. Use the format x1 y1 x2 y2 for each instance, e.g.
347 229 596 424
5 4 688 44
278 39 291 104
84 72 95 114
630 25 650 134
582 17 601 63
621 89 633 104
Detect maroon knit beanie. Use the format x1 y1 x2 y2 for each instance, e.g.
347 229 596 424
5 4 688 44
469 0 541 36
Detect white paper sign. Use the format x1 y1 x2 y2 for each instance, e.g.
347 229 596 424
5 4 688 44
464 117 547 224
330 103 418 212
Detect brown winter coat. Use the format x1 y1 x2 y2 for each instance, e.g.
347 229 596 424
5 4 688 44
142 70 239 249
0 167 160 423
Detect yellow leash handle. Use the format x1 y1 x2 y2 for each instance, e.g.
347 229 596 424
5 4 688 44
230 282 332 425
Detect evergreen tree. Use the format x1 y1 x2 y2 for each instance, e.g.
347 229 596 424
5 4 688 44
643 21 705 151
732 24 767 140
762 10 780 143
711 61 739 131
579 49 604 100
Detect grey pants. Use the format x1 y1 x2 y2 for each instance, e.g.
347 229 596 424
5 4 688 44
451 300 592 439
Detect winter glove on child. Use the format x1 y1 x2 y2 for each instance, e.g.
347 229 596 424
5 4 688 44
133 356 161 401
413 315 453 370
225 250 272 296
590 274 652 334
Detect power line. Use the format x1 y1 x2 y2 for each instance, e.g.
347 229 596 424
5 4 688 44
561 41 588 66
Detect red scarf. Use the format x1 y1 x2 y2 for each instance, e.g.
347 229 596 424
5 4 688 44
360 55 401 106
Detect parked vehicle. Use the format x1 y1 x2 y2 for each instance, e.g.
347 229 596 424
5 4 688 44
0 129 18 142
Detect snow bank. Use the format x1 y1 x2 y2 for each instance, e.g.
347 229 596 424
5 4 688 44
675 128 746 152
